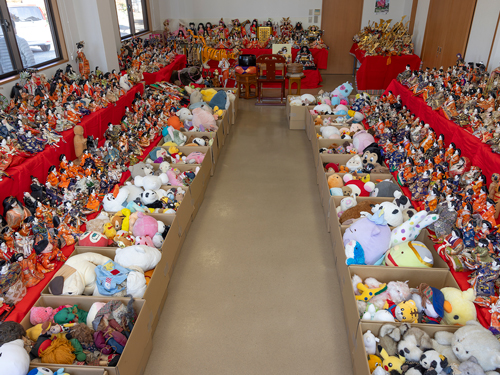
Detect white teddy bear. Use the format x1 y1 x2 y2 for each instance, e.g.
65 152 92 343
300 93 316 105
115 245 162 272
102 188 129 212
336 196 357 217
134 174 169 191
176 108 193 123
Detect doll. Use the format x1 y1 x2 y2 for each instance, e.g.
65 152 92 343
3 197 31 230
76 42 90 79
463 219 477 249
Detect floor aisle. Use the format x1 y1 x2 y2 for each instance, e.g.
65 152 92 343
144 79 353 375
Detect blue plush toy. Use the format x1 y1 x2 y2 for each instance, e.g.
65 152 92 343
331 82 353 105
27 368 69 375
209 90 228 109
345 240 366 265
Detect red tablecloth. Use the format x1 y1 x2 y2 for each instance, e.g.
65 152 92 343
142 54 187 85
242 48 328 70
380 79 499 328
350 43 421 91
5 134 163 323
0 84 145 207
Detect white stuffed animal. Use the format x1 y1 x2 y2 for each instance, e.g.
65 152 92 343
115 245 162 271
119 74 132 91
373 202 404 227
336 195 357 217
176 108 193 123
102 188 129 212
0 339 29 375
300 93 316 105
121 182 144 204
390 210 439 247
320 125 341 139
312 104 332 114
134 174 169 191
363 330 379 355
362 304 395 322
49 252 112 295
289 97 302 106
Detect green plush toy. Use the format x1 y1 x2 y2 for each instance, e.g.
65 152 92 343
68 337 87 362
54 305 88 325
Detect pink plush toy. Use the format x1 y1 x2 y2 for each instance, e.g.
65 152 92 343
30 306 55 325
132 212 166 238
352 130 375 155
185 152 205 164
166 169 183 186
192 107 217 131
135 235 156 247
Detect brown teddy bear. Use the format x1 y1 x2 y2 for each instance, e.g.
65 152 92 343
339 200 378 224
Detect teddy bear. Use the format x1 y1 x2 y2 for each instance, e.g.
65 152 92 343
0 322 29 375
339 200 376 224
120 182 144 205
320 125 341 139
140 190 165 209
397 326 433 362
128 162 152 178
176 108 193 123
189 89 203 104
115 245 162 272
420 350 450 375
440 287 476 326
336 195 357 217
328 174 344 196
48 252 112 295
134 174 169 192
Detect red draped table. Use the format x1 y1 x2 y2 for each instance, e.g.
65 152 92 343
142 54 187 85
381 79 500 328
350 43 421 93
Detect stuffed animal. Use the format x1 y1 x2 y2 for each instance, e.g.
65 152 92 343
176 108 193 123
373 202 403 227
78 231 112 247
30 306 55 325
311 104 332 114
440 287 476 326
343 207 391 265
0 322 29 375
209 90 228 110
420 350 449 375
129 162 152 178
48 252 112 295
371 180 400 198
132 212 166 239
352 274 411 311
134 174 169 192
394 300 418 323
411 284 445 320
200 88 218 102
191 107 217 131
114 245 161 272
140 190 165 209
393 191 411 211
102 188 129 212
121 182 144 204
362 303 395 322
336 196 357 217
364 330 380 355
384 241 434 268
379 346 405 374
339 200 377 224
320 125 340 139
190 90 203 104
328 174 344 196
331 82 353 105
343 174 375 197
162 127 187 146
353 130 375 155
390 210 439 247
346 154 363 172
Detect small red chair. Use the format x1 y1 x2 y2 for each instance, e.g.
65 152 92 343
255 54 286 106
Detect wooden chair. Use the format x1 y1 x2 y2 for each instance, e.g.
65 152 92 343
255 54 286 106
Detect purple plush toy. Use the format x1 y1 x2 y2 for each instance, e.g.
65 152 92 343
343 207 391 265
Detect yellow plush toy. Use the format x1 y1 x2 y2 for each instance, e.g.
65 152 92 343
200 88 217 103
379 347 405 373
355 282 387 302
367 354 382 373
395 300 418 323
103 222 116 239
441 287 477 325
213 106 224 117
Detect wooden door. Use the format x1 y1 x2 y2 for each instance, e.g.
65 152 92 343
321 0 363 74
421 0 476 69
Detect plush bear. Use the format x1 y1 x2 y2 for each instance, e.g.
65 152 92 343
115 245 161 272
140 190 164 209
420 350 449 375
398 328 432 362
121 182 144 204
176 108 193 123
320 125 340 139
162 127 187 146
86 212 110 233
353 130 375 155
371 180 400 198
346 155 363 172
331 82 353 105
339 200 377 224
128 162 152 178
48 253 112 295
190 90 203 104
440 287 476 326
134 174 169 192
343 207 391 265
132 212 166 239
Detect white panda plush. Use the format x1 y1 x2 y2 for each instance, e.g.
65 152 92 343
140 190 163 209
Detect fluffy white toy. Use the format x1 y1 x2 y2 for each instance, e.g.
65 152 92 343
176 108 193 123
312 104 332 114
126 270 147 298
121 182 144 204
390 210 439 247
320 125 341 139
363 330 379 355
289 97 302 106
300 93 316 105
102 188 129 212
86 302 106 328
0 339 29 375
362 304 395 322
49 253 112 295
373 202 404 227
134 174 169 191
336 195 357 217
115 245 161 271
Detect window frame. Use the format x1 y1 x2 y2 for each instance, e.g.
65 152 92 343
115 0 151 40
0 0 67 83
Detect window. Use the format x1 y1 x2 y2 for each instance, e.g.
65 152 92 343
0 0 63 79
115 0 149 38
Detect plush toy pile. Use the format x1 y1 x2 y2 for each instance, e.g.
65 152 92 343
353 17 414 56
0 297 139 374
396 58 500 154
363 321 500 375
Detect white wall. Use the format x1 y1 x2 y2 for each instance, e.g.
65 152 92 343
465 0 500 67
157 0 322 31
360 0 414 28
412 0 429 56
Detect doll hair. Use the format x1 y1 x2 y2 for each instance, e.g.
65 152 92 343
10 253 23 263
451 227 463 238
482 220 493 230
3 196 22 217
0 321 26 346
487 198 496 206
68 323 94 346
478 238 489 247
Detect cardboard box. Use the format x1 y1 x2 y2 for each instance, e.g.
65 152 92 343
216 119 225 146
175 188 194 237
22 297 152 375
183 131 219 175
286 96 307 130
215 87 239 125
28 366 114 375
312 139 354 169
351 322 460 375
341 266 460 355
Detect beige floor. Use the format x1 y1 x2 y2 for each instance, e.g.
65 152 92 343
144 74 354 375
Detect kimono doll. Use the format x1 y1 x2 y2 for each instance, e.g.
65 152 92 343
3 197 31 230
463 219 477 249
437 227 468 272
